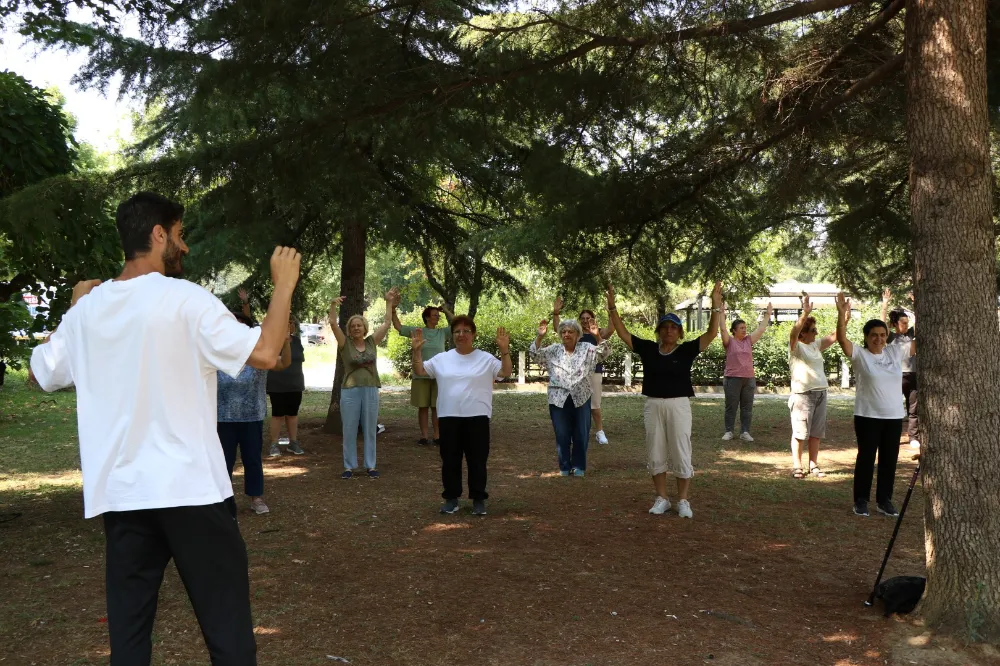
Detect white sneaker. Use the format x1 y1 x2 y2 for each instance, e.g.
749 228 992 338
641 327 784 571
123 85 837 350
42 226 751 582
596 430 609 445
721 431 734 441
740 432 754 442
677 499 693 519
250 497 270 515
648 496 671 515
909 439 921 450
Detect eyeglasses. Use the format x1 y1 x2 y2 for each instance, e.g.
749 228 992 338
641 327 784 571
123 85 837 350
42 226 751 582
453 329 474 335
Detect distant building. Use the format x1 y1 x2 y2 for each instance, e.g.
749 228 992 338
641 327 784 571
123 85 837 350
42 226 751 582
674 281 857 331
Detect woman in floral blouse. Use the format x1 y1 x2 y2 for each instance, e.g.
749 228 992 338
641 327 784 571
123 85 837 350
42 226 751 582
530 318 611 476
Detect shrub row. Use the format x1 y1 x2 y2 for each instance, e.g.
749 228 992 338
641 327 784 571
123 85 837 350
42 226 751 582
385 302 880 387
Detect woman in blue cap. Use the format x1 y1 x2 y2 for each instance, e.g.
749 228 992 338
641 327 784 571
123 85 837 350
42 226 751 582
607 281 723 519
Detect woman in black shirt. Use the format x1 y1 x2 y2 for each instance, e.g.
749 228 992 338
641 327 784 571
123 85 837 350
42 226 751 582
607 282 722 519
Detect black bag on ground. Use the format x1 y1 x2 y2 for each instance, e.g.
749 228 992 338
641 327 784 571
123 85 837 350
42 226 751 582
875 576 926 616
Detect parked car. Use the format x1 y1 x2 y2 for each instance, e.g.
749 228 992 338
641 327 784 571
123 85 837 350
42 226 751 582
300 323 327 345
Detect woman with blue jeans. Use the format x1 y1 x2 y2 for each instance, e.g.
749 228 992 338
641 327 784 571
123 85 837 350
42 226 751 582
217 311 291 515
329 289 398 479
530 317 611 476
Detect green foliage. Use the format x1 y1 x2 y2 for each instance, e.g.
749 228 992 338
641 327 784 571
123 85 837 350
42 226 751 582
0 71 76 196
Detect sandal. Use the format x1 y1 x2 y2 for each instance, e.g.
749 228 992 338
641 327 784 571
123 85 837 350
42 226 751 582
809 465 826 478
792 468 805 479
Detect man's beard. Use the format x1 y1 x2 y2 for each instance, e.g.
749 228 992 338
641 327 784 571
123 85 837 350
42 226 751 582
162 237 184 277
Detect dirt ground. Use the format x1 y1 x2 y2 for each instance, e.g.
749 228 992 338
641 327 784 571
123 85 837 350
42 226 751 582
1 393 996 666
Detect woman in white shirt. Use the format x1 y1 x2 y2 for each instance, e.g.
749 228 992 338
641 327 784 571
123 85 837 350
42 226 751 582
835 293 915 518
411 316 512 516
787 295 838 479
530 318 612 477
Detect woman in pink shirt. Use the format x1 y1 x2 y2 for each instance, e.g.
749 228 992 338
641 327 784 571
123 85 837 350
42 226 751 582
719 302 772 441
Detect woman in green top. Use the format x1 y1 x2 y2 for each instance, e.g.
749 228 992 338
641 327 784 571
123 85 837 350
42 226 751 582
392 303 454 445
329 288 399 479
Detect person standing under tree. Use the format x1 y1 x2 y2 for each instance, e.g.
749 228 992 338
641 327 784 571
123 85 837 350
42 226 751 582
551 296 616 445
787 295 837 479
391 302 454 445
607 281 723 519
881 288 920 449
329 289 399 479
410 317 512 516
266 313 307 457
836 292 915 518
718 300 772 442
29 192 300 664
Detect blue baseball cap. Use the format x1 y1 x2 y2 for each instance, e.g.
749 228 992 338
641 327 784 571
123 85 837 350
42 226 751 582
655 313 683 332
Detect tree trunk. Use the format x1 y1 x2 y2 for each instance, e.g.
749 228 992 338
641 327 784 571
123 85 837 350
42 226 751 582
906 0 1000 639
323 218 367 434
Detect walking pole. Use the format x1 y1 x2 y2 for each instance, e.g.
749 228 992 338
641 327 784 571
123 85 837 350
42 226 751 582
865 457 921 607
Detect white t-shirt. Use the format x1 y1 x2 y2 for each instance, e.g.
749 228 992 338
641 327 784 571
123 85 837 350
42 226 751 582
851 344 906 419
30 273 261 518
789 340 829 393
422 349 503 419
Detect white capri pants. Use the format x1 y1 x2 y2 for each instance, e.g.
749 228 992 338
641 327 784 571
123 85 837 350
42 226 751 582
589 372 603 410
643 397 694 478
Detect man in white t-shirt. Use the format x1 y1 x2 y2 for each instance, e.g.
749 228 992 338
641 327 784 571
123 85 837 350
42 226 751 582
29 192 300 665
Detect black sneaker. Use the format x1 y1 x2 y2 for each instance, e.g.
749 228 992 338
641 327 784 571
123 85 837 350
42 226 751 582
417 438 429 446
440 499 460 514
876 500 899 517
433 438 441 446
341 470 353 480
853 499 869 517
472 500 487 516
367 468 380 480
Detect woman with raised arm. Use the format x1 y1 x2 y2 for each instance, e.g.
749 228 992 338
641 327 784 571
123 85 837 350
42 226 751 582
607 281 723 519
881 288 919 449
411 317 512 516
530 314 612 477
217 311 292 516
787 294 838 479
836 292 915 518
552 296 616 445
719 301 772 442
392 302 453 445
329 288 400 480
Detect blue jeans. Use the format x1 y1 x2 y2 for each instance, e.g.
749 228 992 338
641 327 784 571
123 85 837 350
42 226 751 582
217 421 264 497
549 397 592 472
341 386 379 470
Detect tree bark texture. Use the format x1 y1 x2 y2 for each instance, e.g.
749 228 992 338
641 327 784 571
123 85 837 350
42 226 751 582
323 217 368 434
906 0 1000 638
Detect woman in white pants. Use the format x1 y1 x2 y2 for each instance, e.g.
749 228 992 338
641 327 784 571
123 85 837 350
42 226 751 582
607 281 722 519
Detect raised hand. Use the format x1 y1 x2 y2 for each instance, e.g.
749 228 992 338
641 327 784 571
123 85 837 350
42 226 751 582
882 287 892 304
553 295 563 316
270 246 302 291
710 281 723 309
386 287 401 308
606 283 616 310
537 319 549 337
238 287 249 303
411 327 426 352
802 293 813 316
496 327 510 353
765 301 773 319
835 291 851 315
328 295 346 320
71 279 102 306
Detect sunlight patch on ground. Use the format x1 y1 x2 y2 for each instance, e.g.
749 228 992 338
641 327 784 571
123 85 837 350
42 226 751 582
235 465 310 478
0 470 82 492
822 631 860 643
253 626 281 636
422 522 471 532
